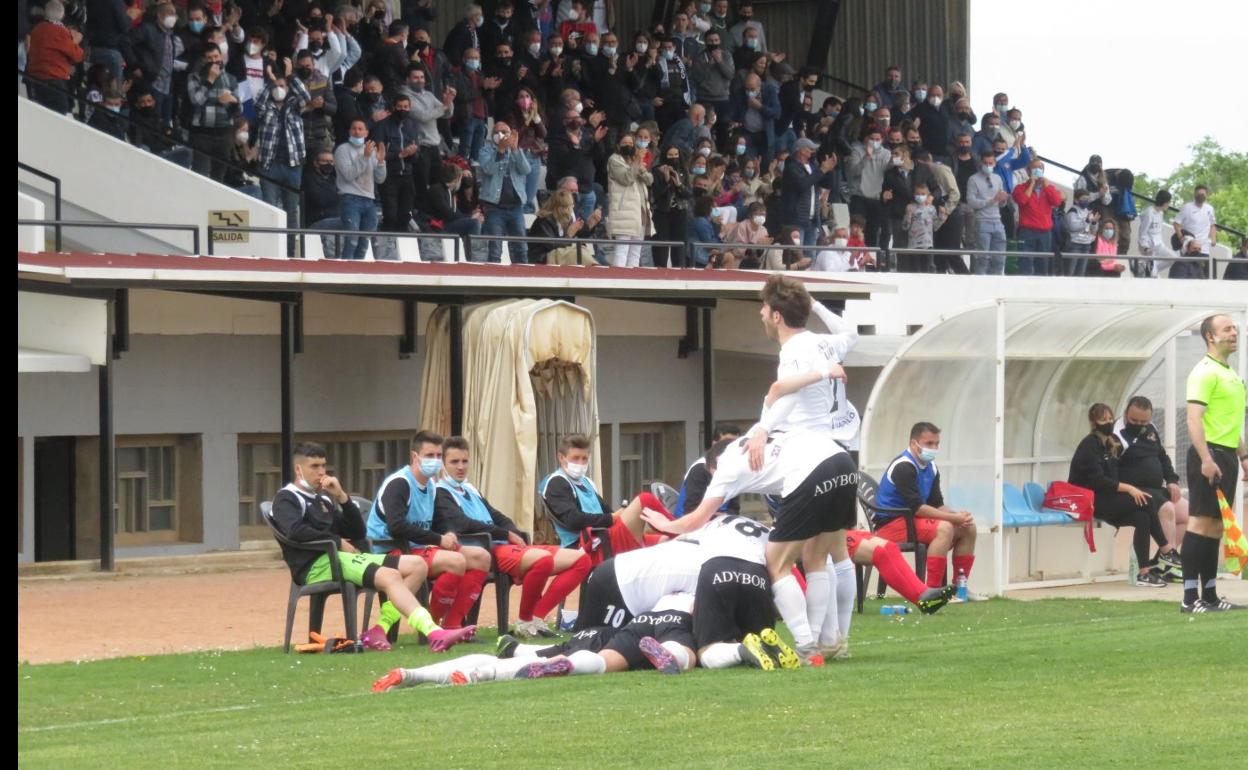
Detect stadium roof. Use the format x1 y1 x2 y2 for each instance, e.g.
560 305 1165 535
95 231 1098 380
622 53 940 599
17 251 892 303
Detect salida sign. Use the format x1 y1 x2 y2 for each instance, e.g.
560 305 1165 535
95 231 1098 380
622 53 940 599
209 210 250 243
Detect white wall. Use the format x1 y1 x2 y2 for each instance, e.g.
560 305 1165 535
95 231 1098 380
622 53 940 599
17 97 285 257
18 192 44 251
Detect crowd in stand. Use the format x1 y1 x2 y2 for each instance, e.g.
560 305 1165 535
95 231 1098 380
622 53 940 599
19 0 1245 277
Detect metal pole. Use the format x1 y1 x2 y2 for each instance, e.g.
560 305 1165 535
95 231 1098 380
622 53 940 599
98 298 115 571
449 304 464 435
280 302 296 485
53 176 62 252
701 306 715 449
207 226 216 256
992 299 1006 597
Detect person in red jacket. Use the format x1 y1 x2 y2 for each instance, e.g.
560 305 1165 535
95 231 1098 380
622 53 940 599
558 0 598 44
1012 158 1066 276
25 1 84 115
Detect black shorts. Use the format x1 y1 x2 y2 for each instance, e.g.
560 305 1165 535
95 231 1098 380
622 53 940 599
571 560 632 631
692 556 775 649
603 610 696 670
538 626 615 658
361 553 401 591
773 453 859 542
1187 444 1240 519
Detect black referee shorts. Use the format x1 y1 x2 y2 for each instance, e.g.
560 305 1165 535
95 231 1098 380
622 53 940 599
1187 444 1239 519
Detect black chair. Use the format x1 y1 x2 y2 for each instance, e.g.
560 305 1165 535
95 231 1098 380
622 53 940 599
261 500 371 653
854 472 928 613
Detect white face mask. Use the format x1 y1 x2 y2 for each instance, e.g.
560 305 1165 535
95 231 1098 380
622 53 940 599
217 42 229 58
565 462 589 481
697 146 711 157
248 42 262 56
636 42 648 54
929 95 942 108
528 43 542 57
550 46 563 57
574 101 583 114
272 86 288 102
1009 119 1021 130
162 15 178 30
752 215 766 226
833 237 848 248
235 130 249 144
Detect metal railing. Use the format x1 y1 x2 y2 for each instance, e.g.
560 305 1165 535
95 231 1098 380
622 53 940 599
207 222 466 260
17 161 63 251
465 233 684 265
17 68 302 204
16 219 200 255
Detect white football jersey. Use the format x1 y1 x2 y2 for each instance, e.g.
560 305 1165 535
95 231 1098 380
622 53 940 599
676 513 770 566
613 539 709 616
761 303 860 443
706 430 846 500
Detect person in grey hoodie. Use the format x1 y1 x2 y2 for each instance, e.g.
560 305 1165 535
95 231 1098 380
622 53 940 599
966 150 1009 275
400 64 457 198
690 30 734 147
846 126 891 250
334 119 388 260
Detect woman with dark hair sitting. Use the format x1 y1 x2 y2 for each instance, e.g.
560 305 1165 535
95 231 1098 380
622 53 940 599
1068 402 1176 587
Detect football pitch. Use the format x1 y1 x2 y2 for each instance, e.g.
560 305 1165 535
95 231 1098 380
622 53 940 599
18 598 1243 769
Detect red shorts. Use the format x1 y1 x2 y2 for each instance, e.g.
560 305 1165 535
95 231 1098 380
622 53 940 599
874 516 943 545
492 543 561 581
390 546 443 571
607 517 642 555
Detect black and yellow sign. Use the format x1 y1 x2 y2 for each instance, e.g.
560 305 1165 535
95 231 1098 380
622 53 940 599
209 210 250 243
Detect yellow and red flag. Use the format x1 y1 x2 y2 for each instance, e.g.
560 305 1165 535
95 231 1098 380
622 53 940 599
1216 490 1248 577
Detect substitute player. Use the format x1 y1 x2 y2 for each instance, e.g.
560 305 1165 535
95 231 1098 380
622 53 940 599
435 436 593 638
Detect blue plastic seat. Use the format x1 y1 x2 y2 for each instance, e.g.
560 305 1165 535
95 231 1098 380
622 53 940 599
1003 483 1043 527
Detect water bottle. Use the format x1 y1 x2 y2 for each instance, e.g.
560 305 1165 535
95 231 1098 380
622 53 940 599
558 609 579 631
879 605 910 615
956 569 968 601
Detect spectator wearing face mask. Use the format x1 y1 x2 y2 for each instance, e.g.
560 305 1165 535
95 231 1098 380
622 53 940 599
900 181 948 268
605 133 655 268
650 147 693 267
659 103 711 156
881 144 916 264
304 149 343 259
944 96 976 158
477 121 531 263
650 35 694 130
998 107 1024 147
724 201 780 268
908 86 948 163
400 65 456 199
730 72 780 164
966 150 1009 275
846 129 891 249
558 0 598 42
1169 230 1210 280
223 116 262 199
1062 190 1100 277
479 0 519 69
294 16 346 83
294 50 337 156
1073 154 1113 215
1093 219 1125 277
781 138 838 252
256 67 311 253
187 45 241 182
450 48 488 162
688 195 724 267
503 86 549 214
910 148 964 273
443 5 484 73
1011 159 1064 276
970 112 1001 160
1176 184 1218 254
25 1 84 115
128 3 184 128
425 164 486 261
86 89 129 141
811 225 857 272
690 30 734 145
870 65 904 110
233 28 271 120
547 106 609 223
728 2 768 53
334 119 389 260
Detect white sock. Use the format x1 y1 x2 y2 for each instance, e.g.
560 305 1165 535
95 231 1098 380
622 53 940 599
771 574 813 647
403 653 497 685
490 657 534 680
805 570 831 643
567 649 607 675
661 641 693 671
513 643 546 659
833 559 855 643
698 642 743 669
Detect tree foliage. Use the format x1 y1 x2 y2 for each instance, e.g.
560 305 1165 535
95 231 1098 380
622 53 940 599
1133 136 1246 237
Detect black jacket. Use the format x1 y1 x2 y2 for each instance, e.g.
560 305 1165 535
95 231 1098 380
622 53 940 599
303 165 340 224
881 165 915 219
269 487 365 585
779 159 834 227
546 127 605 190
1068 433 1122 498
1116 423 1179 489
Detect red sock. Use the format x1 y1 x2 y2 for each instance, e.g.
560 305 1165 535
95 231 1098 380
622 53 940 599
925 554 948 588
443 569 488 629
636 492 673 520
428 572 460 624
518 555 555 621
533 554 592 619
873 541 931 604
952 554 975 583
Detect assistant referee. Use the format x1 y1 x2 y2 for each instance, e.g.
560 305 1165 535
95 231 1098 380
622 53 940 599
1181 314 1248 613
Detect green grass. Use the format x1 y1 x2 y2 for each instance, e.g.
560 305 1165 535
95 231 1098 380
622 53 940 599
18 599 1245 769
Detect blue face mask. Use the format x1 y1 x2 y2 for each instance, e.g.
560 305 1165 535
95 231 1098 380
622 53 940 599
918 447 939 463
585 43 599 56
982 165 994 175
190 20 206 34
419 458 443 477
692 166 706 175
865 101 878 112
348 136 365 147
465 59 481 71
1030 167 1044 179
735 144 747 155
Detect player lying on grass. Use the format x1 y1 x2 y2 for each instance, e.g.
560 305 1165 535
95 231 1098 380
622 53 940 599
365 430 492 646
434 436 592 639
270 442 474 653
540 433 673 561
372 594 697 691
